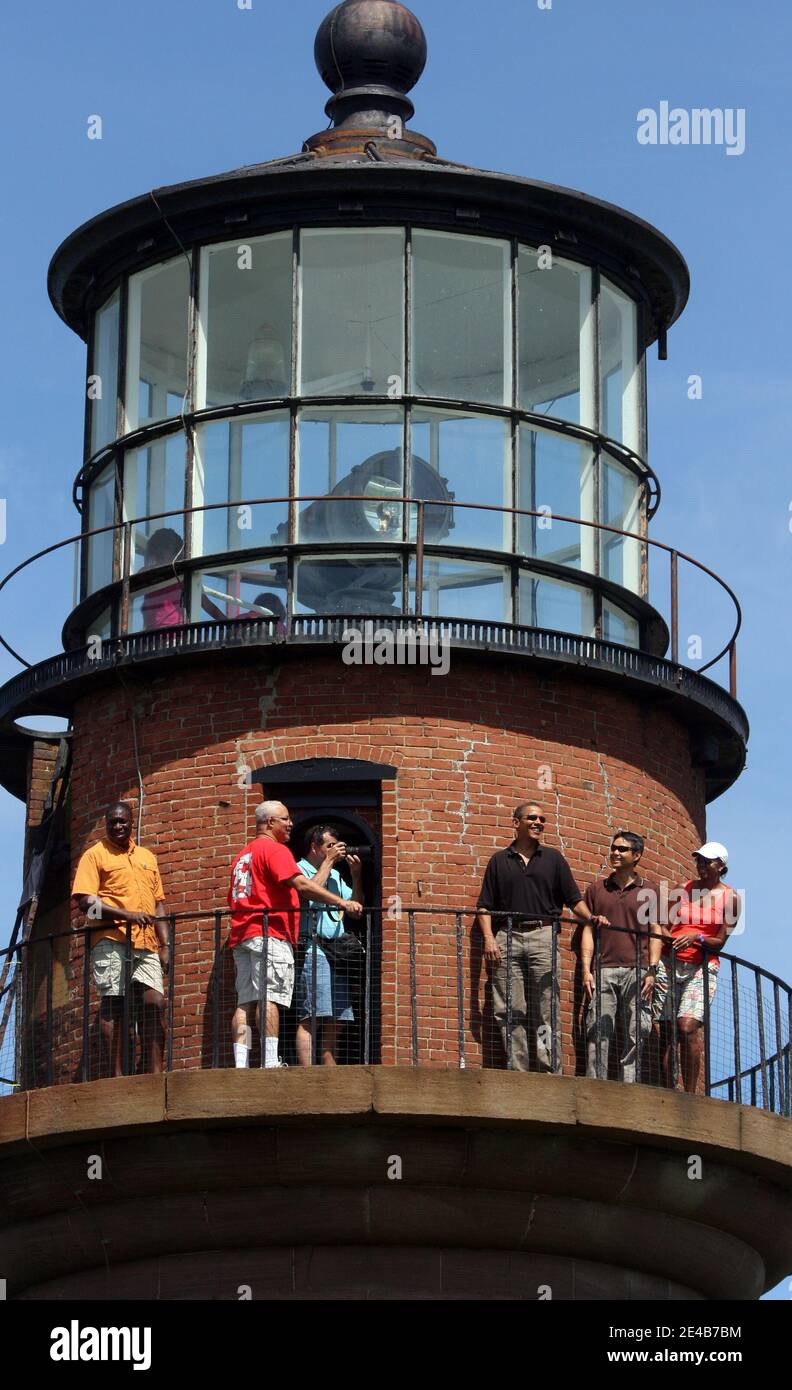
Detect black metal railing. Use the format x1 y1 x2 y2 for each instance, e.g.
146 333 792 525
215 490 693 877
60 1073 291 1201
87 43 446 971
0 493 742 693
1 909 788 1114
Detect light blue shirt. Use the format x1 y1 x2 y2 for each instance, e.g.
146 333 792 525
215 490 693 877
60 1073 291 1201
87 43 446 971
298 857 351 941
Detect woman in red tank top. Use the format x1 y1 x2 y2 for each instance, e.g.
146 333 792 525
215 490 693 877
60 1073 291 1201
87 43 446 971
656 843 741 1094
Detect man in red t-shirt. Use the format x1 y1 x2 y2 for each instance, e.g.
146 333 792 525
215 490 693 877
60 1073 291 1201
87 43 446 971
229 800 362 1068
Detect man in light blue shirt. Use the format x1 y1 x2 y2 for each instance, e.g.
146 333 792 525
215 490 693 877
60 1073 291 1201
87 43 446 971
295 826 364 1066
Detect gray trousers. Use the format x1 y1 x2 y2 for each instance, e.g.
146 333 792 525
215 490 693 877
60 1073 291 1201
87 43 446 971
586 965 653 1082
492 925 560 1073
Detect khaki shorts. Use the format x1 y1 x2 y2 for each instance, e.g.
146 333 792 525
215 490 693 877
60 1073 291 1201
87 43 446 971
233 936 294 1008
92 939 164 998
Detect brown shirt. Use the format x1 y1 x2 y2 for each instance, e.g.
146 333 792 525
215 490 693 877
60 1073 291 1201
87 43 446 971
584 875 660 968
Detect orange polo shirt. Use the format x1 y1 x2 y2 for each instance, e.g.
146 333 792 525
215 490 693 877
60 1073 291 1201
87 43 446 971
72 838 165 951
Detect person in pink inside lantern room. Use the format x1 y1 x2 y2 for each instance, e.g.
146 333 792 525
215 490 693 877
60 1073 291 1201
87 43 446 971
241 592 287 634
140 528 185 631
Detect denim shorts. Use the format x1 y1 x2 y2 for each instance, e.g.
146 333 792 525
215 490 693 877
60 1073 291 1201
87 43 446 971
297 944 353 1022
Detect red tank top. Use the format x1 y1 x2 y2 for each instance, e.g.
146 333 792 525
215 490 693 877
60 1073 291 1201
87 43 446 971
666 879 735 965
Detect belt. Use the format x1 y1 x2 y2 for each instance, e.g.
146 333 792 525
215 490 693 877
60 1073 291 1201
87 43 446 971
508 918 546 930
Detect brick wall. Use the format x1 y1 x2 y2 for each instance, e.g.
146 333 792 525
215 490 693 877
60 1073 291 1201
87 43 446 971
34 652 706 1082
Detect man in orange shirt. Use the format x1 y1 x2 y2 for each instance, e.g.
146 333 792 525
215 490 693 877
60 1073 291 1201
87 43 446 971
72 802 170 1076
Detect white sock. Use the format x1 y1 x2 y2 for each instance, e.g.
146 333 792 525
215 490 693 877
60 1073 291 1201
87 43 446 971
234 1043 249 1069
264 1037 280 1067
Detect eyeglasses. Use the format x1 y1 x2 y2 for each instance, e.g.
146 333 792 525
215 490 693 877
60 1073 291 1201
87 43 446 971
610 846 634 855
523 815 546 825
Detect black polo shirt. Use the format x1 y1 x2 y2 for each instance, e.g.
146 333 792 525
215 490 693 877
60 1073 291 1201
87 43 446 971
477 843 582 924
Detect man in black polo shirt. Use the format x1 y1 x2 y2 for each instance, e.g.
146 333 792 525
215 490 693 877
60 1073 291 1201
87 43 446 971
579 830 662 1083
477 802 599 1072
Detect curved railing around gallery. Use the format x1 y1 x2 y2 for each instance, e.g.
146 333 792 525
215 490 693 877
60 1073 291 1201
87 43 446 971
0 911 787 1116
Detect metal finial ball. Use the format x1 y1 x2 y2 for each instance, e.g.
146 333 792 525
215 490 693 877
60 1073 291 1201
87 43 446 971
315 0 428 99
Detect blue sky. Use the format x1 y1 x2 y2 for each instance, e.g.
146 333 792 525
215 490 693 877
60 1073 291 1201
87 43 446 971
0 0 790 1297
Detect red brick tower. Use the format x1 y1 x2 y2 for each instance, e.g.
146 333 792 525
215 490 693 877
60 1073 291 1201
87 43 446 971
1 2 788 1303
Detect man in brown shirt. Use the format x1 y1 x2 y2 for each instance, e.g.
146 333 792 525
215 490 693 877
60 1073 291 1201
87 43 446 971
579 830 661 1083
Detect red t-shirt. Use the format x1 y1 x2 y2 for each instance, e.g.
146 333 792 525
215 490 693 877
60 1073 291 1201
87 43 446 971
666 879 736 965
228 837 301 948
142 581 184 630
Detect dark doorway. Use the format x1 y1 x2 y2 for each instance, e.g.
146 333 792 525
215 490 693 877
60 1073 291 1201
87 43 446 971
252 765 385 1065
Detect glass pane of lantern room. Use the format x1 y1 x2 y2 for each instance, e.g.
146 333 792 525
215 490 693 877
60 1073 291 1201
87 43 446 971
125 257 191 431
123 436 185 575
299 229 404 396
86 464 116 593
296 408 404 544
411 410 511 552
294 552 404 616
412 557 511 622
190 560 288 628
518 571 595 637
602 600 640 648
599 278 640 451
90 290 120 453
517 425 596 575
129 576 185 634
517 250 593 428
200 233 292 408
600 453 642 592
194 413 290 557
412 232 510 406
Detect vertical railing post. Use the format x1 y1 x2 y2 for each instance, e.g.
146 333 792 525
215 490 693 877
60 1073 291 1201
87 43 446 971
82 926 91 1083
166 914 175 1073
13 938 25 1095
505 915 514 1070
310 909 319 1067
635 923 643 1085
729 641 738 699
363 910 372 1066
755 969 768 1108
46 936 54 1088
414 502 425 618
550 918 559 1074
669 948 679 1091
773 982 784 1117
455 911 465 1070
594 924 602 1080
212 910 222 1070
121 925 133 1077
731 959 742 1106
259 911 270 1068
670 550 679 665
702 953 711 1097
119 520 132 636
408 909 418 1066
787 991 792 1119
